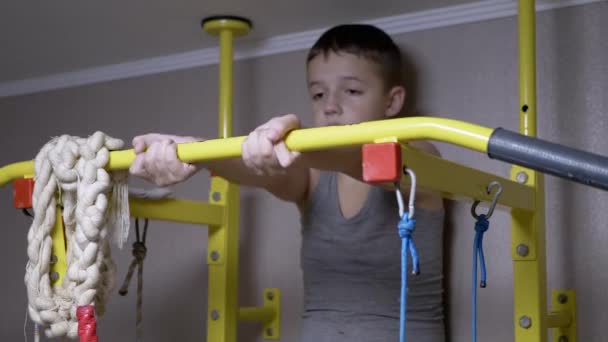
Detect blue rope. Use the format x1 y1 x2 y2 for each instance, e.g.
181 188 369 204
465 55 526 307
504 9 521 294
472 214 489 342
398 213 419 342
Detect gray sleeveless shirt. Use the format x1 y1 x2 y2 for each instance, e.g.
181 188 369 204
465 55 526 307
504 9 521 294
300 171 445 342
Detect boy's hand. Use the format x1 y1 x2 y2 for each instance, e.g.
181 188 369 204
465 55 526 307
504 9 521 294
130 133 201 186
242 114 301 176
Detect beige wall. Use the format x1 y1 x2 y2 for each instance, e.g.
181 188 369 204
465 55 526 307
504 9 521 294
0 2 606 341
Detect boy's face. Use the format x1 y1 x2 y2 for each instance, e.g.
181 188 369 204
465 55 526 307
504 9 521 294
306 52 404 127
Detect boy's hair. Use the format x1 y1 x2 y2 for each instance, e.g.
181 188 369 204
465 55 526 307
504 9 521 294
306 24 404 89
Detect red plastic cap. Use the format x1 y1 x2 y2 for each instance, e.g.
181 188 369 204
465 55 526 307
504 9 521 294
13 178 34 209
362 142 402 183
77 305 98 342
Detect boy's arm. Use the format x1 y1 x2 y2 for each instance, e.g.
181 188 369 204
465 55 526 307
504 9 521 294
201 158 309 203
130 115 442 209
130 124 310 204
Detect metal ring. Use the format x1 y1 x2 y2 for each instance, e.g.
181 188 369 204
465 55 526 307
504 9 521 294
395 166 417 219
471 181 503 219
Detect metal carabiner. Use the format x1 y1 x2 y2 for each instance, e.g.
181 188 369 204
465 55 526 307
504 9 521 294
395 167 417 220
471 181 503 219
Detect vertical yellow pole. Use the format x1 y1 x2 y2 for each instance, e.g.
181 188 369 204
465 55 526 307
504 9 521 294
518 0 537 137
511 1 547 341
207 178 240 342
219 30 234 139
50 205 68 286
202 17 251 342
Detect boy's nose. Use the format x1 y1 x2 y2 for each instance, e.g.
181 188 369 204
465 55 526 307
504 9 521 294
323 94 341 115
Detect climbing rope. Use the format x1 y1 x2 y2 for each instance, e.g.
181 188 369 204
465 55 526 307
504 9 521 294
395 167 418 342
470 181 502 342
119 218 149 342
24 132 130 340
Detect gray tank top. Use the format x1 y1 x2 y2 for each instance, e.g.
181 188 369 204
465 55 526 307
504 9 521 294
300 171 445 342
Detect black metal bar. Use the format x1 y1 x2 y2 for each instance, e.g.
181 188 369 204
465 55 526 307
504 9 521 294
488 128 608 191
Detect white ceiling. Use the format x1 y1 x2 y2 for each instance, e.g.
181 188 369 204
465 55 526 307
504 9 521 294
0 0 475 83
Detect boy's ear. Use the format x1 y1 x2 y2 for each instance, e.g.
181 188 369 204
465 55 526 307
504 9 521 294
385 86 406 118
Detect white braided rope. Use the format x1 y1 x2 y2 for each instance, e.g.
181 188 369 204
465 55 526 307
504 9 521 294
24 131 129 339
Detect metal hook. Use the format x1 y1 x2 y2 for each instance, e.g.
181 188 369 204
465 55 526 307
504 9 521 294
471 181 503 219
395 166 417 219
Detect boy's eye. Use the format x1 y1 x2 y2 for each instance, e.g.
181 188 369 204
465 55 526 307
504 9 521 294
346 89 362 95
312 92 324 100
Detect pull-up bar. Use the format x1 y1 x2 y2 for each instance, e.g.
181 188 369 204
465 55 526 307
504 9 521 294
1 116 607 191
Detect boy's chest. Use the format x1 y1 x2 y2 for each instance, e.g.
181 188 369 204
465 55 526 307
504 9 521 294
336 174 371 220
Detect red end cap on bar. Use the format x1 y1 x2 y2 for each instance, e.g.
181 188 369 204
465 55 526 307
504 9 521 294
362 142 402 183
13 178 34 209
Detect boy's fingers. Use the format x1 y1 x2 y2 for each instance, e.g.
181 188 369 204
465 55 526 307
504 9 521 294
274 142 299 168
132 136 149 154
132 133 162 149
172 135 201 144
259 134 275 160
129 154 148 177
144 142 163 174
132 133 197 153
266 114 300 143
243 133 265 176
247 131 263 167
242 137 252 167
162 140 181 174
259 135 282 174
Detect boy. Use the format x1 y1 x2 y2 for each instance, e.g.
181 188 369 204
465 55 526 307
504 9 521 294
131 24 445 342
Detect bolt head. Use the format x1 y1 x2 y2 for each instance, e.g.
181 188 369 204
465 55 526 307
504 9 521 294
211 310 220 320
210 251 220 261
516 244 529 257
516 172 529 184
519 315 532 329
557 294 568 304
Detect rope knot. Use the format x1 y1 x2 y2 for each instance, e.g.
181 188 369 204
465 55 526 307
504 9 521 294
131 242 147 262
473 213 490 290
474 214 489 234
118 218 148 341
397 214 416 240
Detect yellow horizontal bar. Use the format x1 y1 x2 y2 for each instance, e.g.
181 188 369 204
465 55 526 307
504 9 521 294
0 160 34 187
0 117 494 187
129 198 224 226
402 145 535 211
547 311 572 328
284 116 492 153
237 307 275 323
110 117 492 170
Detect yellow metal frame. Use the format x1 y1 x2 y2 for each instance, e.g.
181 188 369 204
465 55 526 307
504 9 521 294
238 288 281 340
129 198 224 226
51 204 67 286
3 2 579 342
550 290 576 341
512 0 547 340
511 2 576 341
400 144 535 211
